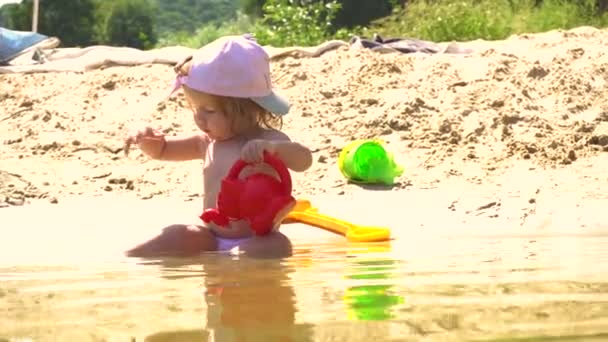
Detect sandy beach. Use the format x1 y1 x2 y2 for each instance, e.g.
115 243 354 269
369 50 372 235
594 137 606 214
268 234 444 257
1 26 608 341
1 26 607 210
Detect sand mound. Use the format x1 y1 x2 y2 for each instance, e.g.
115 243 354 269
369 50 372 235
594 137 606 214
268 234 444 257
272 26 608 166
1 26 607 207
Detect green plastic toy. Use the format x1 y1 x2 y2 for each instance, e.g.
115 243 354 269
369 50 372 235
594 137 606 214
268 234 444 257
338 139 404 185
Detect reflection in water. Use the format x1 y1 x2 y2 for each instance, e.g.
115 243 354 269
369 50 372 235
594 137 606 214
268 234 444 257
344 284 404 321
3 232 608 341
343 243 405 321
145 329 208 342
144 254 315 342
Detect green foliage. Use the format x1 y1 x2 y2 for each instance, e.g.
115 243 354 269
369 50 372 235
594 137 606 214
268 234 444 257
2 0 97 47
371 0 608 42
240 0 396 28
103 0 608 49
252 0 343 47
2 0 607 51
240 0 267 17
104 0 158 49
157 0 350 48
520 0 602 33
0 5 15 27
156 12 255 48
332 0 395 28
152 0 239 35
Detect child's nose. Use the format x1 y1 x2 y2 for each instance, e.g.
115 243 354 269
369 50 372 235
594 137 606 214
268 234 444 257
198 119 209 131
195 112 207 123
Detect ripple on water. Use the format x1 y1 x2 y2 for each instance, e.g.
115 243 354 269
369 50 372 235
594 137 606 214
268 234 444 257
1 233 608 341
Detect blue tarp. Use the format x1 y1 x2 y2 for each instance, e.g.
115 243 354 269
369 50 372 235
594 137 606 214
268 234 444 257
0 27 48 64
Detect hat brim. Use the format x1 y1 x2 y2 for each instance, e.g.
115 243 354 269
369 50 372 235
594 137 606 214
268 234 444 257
251 91 291 116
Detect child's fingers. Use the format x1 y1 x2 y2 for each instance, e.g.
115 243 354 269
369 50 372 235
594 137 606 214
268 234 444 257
123 135 136 156
143 126 156 137
123 128 165 157
143 126 164 138
240 147 253 162
139 135 164 143
241 145 264 163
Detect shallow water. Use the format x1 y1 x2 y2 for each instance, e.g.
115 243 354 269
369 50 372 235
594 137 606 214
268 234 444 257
1 193 608 341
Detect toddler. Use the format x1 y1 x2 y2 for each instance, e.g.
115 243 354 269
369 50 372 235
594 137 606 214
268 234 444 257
124 35 312 258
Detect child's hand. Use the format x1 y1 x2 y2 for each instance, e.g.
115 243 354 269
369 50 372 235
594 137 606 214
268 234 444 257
241 139 275 163
124 126 166 158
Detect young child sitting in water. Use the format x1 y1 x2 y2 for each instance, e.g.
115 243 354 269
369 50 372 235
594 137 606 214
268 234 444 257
124 35 312 258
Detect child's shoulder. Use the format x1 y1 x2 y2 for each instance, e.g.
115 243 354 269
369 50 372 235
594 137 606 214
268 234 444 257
258 128 291 142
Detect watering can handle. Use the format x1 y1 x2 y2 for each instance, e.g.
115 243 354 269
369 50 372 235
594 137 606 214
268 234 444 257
225 151 293 195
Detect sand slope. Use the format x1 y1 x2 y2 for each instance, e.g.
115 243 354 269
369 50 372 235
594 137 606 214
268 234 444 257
1 26 607 208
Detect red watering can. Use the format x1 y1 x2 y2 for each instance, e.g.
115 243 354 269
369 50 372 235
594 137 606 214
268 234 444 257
200 151 296 236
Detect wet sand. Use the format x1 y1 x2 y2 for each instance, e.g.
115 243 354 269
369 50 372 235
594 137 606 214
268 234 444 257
2 180 608 341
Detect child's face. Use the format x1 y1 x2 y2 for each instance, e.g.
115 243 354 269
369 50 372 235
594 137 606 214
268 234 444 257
187 91 233 141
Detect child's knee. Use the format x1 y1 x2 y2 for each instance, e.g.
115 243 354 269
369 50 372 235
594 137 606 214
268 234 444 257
128 224 217 257
239 232 292 259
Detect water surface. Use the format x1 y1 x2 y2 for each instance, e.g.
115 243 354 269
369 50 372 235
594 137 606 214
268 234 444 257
1 193 607 341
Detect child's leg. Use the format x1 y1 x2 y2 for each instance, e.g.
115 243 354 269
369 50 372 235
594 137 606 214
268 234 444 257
237 231 292 259
127 224 218 258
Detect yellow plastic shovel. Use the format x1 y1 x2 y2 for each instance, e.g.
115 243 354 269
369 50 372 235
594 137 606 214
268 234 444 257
283 200 391 242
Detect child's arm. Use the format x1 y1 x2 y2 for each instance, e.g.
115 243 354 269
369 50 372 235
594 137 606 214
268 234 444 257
269 140 313 172
241 130 312 172
158 134 210 161
271 132 312 172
